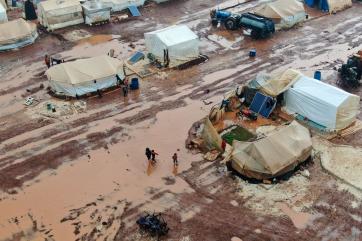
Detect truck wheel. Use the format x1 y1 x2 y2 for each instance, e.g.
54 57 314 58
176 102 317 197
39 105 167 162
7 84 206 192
211 20 218 27
225 18 237 30
251 30 260 39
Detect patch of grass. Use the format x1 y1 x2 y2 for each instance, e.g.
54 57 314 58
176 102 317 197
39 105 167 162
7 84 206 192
222 125 255 145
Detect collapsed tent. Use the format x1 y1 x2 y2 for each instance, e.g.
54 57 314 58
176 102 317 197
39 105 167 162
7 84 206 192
46 55 125 97
305 0 352 13
0 19 38 51
145 25 200 67
254 0 306 29
0 2 6 23
285 75 360 130
101 0 145 12
38 0 84 31
231 121 312 180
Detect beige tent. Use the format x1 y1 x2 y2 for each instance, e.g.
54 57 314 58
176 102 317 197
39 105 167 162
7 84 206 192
0 0 6 23
327 0 352 13
46 55 125 97
255 69 301 97
0 19 38 51
38 0 84 31
0 0 7 9
231 121 312 180
254 0 306 29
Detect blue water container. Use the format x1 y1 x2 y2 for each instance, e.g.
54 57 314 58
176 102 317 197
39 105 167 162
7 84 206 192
249 49 256 57
130 78 139 90
314 71 321 80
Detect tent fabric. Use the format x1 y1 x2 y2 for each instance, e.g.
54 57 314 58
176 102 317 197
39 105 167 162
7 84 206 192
201 117 223 151
82 1 112 25
0 19 38 51
254 0 306 29
101 0 145 12
255 69 302 97
326 0 352 13
231 121 312 180
37 0 84 31
0 0 7 9
0 2 7 23
46 55 125 97
145 25 200 67
284 75 360 130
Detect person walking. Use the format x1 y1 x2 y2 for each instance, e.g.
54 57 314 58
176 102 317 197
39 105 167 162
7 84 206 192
172 153 178 167
44 54 51 68
151 150 158 163
145 148 152 161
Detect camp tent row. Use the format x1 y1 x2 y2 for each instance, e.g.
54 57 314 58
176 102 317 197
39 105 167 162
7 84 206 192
46 55 125 97
254 69 360 131
0 18 38 51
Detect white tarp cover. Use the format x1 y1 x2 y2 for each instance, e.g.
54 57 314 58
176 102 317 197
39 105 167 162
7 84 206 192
0 0 7 9
38 0 84 31
101 0 145 12
285 75 360 130
254 0 306 29
327 0 352 13
0 2 7 23
0 19 38 51
231 121 312 180
255 68 302 97
46 55 125 97
145 25 200 67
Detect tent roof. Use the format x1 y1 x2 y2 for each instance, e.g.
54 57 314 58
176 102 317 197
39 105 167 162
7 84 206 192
146 25 198 47
0 0 7 9
254 0 305 19
291 75 351 107
255 68 301 96
231 121 312 179
38 0 82 11
0 19 36 44
46 55 124 85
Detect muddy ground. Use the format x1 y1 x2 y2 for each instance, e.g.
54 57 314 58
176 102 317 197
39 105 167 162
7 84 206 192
0 0 361 241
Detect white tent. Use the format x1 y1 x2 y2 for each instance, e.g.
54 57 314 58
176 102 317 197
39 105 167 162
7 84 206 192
0 0 7 9
0 19 38 51
231 121 312 180
145 25 200 67
101 0 145 12
284 75 360 130
254 0 306 29
37 0 84 31
46 55 125 97
0 2 7 23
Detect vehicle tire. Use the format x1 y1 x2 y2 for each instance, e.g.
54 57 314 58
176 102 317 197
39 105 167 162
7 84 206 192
251 30 260 39
225 18 237 30
211 19 218 27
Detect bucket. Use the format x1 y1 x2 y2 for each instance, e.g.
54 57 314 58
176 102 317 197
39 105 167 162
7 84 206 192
249 49 256 57
130 78 139 90
314 71 321 80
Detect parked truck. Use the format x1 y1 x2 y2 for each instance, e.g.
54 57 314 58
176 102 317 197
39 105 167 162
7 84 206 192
210 9 275 39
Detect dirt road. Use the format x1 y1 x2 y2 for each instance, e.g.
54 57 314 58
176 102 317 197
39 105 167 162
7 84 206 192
0 0 361 240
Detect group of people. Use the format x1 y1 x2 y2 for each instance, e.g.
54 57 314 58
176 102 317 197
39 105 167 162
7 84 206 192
145 148 179 167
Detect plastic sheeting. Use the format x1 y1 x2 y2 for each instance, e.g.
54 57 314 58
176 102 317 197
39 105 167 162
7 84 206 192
101 0 145 12
46 55 125 97
201 117 223 151
327 0 352 13
254 0 306 29
82 1 111 25
37 0 84 31
0 19 38 51
255 69 301 97
231 121 312 180
285 75 360 130
0 3 7 23
145 25 200 67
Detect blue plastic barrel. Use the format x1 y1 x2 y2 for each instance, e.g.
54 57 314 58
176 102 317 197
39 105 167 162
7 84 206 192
249 49 256 57
314 71 321 80
130 78 139 90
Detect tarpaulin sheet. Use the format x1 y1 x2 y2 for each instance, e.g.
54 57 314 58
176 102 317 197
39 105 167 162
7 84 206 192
128 5 140 16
